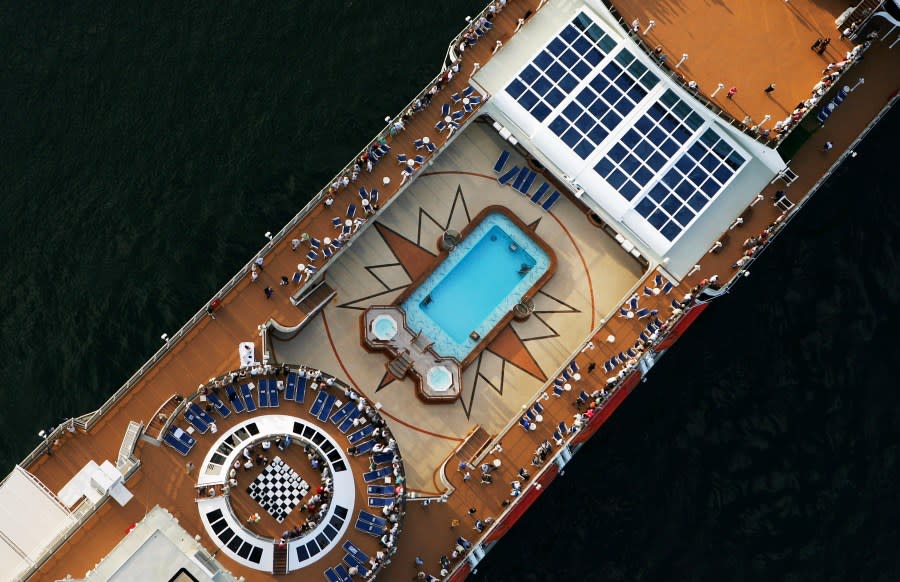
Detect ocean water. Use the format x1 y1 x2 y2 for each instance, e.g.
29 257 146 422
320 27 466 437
2 2 900 581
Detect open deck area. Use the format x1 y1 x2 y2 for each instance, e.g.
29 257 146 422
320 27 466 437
607 0 859 137
14 0 900 581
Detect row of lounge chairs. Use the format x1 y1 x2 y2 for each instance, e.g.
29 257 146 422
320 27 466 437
169 370 325 453
493 150 560 211
324 540 373 581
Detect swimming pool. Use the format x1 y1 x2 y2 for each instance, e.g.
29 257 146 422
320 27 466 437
401 211 551 361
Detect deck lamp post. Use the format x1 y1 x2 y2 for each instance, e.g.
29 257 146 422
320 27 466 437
711 83 725 98
851 77 865 92
264 231 273 242
161 333 169 342
761 114 772 125
676 53 688 68
643 20 655 36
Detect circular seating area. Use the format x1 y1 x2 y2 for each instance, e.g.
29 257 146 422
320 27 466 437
159 364 407 577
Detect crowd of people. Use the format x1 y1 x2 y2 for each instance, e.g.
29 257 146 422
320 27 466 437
276 445 335 542
762 42 869 140
730 209 788 270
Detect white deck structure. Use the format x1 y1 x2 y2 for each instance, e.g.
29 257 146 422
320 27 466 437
473 0 786 278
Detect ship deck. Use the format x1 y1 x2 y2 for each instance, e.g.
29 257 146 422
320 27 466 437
24 0 900 580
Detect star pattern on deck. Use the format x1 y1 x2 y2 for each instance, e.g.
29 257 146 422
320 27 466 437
338 183 581 418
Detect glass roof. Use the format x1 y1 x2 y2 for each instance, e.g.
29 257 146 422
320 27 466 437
501 11 748 245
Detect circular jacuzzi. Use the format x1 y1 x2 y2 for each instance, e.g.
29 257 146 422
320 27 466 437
426 365 453 392
371 314 398 341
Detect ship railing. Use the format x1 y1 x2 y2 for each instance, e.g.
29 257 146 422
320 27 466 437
452 306 693 573
63 29 477 437
600 0 877 148
26 0 510 445
703 86 900 300
19 420 75 469
772 41 875 152
17 455 142 582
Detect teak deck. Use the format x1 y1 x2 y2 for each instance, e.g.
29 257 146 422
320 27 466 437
24 0 900 580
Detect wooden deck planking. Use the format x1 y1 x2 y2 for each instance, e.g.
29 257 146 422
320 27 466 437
21 0 900 580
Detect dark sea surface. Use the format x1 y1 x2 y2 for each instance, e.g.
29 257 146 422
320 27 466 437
2 2 899 581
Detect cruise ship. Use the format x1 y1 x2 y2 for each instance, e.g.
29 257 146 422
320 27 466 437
4 0 899 580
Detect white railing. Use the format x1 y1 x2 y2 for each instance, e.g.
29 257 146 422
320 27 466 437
703 88 900 299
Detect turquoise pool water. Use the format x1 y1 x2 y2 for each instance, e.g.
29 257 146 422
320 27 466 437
401 212 550 361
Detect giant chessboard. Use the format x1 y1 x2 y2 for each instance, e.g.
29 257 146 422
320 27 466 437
246 456 309 523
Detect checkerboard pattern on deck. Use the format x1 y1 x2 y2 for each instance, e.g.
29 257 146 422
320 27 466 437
246 456 308 523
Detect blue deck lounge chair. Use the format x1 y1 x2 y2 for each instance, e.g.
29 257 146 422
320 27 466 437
343 540 370 563
240 383 257 412
310 237 321 249
370 189 378 203
184 410 208 433
511 166 530 191
367 485 395 496
530 182 549 203
346 203 356 218
372 451 395 466
497 165 519 185
462 86 474 97
306 250 318 262
451 92 461 103
655 273 664 287
494 150 511 173
338 408 360 433
541 190 561 210
441 103 450 116
343 554 370 577
425 141 436 153
516 170 537 195
435 120 446 131
348 424 374 444
369 496 394 507
635 308 650 319
257 379 269 408
330 401 356 425
469 95 482 104
629 296 639 310
323 247 333 258
295 373 307 404
359 187 369 200
188 402 214 425
285 372 297 401
663 281 674 294
353 439 377 455
533 401 544 415
268 380 279 407
396 153 407 164
309 390 327 418
207 393 231 418
225 385 245 413
464 102 473 113
414 138 424 149
164 431 191 455
363 467 392 482
452 110 465 121
332 216 342 227
317 394 336 422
